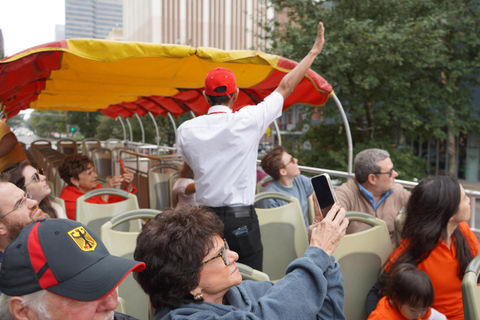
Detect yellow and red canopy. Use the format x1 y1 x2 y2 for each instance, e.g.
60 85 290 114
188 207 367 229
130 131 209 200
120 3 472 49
0 39 332 119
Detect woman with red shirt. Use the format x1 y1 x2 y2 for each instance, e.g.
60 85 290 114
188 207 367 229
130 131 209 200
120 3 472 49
369 175 477 320
59 155 137 220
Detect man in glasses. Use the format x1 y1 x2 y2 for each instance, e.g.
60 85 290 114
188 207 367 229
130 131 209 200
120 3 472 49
0 173 50 252
335 148 410 242
258 145 321 228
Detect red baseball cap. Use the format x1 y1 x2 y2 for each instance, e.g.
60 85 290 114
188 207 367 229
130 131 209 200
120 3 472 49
204 67 237 98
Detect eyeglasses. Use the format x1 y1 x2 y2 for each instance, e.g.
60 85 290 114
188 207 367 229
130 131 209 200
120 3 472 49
373 167 395 178
0 190 32 220
200 239 230 266
282 156 295 168
25 169 44 187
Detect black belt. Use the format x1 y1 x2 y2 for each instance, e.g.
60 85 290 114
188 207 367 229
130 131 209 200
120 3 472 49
208 205 255 219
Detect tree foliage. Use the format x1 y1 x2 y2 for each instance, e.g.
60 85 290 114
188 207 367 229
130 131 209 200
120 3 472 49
30 110 67 138
264 0 480 178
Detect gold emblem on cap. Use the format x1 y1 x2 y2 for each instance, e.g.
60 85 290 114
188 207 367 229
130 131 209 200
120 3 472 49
68 227 97 251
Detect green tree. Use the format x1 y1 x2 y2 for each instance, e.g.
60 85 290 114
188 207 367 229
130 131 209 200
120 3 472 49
67 111 102 138
264 0 480 177
30 110 67 138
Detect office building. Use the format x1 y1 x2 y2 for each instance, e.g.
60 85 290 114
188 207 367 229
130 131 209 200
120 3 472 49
65 0 123 39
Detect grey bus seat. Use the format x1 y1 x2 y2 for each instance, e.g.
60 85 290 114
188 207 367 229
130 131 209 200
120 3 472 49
105 138 124 150
333 211 393 320
81 138 101 158
462 255 480 320
91 147 112 180
57 139 78 155
148 164 179 210
168 171 181 208
254 191 309 282
101 209 161 320
75 188 139 236
236 262 271 282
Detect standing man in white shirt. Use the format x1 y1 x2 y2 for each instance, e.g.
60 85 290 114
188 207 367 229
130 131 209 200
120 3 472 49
176 22 326 270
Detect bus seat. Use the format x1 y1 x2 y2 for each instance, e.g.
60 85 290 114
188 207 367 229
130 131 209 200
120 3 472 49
81 138 101 158
333 211 393 320
53 167 67 198
115 296 127 314
105 138 124 150
57 139 78 155
92 148 112 180
462 255 480 320
236 262 271 282
394 207 406 248
307 193 315 226
75 188 139 236
256 175 272 194
168 171 180 208
148 164 179 210
254 191 308 282
53 197 66 218
101 209 161 320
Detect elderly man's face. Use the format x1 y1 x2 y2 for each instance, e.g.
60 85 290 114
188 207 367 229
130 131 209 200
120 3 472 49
374 157 398 194
43 290 118 320
0 182 49 242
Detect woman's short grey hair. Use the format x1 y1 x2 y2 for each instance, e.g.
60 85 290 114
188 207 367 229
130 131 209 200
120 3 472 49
354 149 390 183
0 290 51 320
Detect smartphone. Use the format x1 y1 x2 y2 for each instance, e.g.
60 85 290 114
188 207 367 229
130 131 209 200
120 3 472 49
120 159 126 174
311 173 338 218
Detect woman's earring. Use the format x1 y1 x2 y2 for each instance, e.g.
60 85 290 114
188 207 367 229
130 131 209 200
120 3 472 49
194 292 203 301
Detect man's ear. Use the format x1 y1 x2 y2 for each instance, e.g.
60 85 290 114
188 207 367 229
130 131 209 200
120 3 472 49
232 88 240 101
202 91 212 105
9 296 30 320
0 220 7 236
367 173 378 186
278 167 287 177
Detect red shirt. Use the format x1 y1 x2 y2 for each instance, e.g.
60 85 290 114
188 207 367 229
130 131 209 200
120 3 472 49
59 184 137 220
368 296 432 320
387 222 478 320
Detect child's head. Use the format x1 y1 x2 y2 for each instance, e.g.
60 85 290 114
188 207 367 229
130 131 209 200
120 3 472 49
386 263 434 320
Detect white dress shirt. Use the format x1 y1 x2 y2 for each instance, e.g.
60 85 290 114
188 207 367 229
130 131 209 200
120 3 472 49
177 91 283 207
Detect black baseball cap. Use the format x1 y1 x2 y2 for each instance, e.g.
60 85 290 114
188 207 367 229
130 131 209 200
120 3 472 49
0 219 145 301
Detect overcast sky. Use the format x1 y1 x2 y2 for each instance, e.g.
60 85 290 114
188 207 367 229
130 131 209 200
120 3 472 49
0 0 65 57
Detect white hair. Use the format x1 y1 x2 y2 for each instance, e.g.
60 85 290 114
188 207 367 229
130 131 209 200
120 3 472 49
0 290 51 320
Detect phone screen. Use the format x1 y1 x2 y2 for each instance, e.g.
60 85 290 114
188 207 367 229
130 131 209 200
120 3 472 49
311 174 338 217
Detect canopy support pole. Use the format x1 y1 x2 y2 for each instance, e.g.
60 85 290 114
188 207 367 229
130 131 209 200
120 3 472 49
118 117 127 142
134 113 145 144
168 113 177 146
148 112 160 148
273 119 282 146
331 93 353 177
125 117 133 142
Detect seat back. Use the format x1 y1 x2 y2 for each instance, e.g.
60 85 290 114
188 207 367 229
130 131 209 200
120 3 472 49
101 209 161 320
254 191 309 282
57 139 78 155
81 138 101 158
53 197 66 218
462 256 480 320
256 175 273 194
394 207 406 248
53 167 67 198
332 212 393 320
307 193 315 225
75 188 139 236
148 164 179 210
168 172 181 208
236 262 271 282
105 138 124 150
91 148 112 180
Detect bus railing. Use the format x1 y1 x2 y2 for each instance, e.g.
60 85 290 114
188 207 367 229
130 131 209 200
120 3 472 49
294 163 480 233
